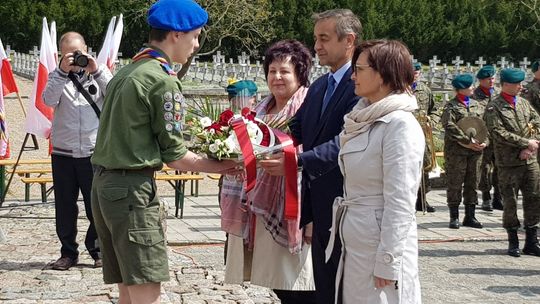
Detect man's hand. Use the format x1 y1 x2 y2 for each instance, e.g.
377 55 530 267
59 50 98 74
519 148 535 160
459 141 486 152
219 161 244 176
304 223 313 245
82 52 99 74
258 153 287 176
528 139 539 151
59 52 75 73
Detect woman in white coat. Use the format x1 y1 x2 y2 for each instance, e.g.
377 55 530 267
326 39 424 304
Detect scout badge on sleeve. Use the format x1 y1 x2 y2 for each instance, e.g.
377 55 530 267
457 116 488 144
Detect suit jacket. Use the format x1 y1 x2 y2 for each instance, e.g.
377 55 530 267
289 66 360 237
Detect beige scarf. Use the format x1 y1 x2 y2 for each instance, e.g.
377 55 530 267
340 92 418 147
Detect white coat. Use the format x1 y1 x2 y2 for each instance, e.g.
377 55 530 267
329 110 424 304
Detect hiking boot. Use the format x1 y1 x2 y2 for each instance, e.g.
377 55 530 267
449 206 459 229
507 228 521 257
462 205 483 228
481 199 493 211
523 226 540 257
51 256 78 271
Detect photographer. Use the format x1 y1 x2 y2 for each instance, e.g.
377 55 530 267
43 32 112 270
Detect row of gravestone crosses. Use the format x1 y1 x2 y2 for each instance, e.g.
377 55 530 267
5 44 536 93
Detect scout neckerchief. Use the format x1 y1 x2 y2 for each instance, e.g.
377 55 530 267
412 82 417 91
457 93 470 109
132 47 176 75
480 86 494 97
501 92 517 109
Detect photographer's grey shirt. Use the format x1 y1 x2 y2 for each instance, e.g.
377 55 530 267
42 65 112 158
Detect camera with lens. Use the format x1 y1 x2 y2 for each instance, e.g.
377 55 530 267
71 50 89 68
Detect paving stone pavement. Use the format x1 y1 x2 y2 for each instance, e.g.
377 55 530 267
0 189 539 303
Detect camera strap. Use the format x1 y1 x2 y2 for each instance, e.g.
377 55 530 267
67 72 101 119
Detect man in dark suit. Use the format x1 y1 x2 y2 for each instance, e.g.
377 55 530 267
261 9 362 304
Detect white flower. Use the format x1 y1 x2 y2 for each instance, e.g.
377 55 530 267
200 117 212 128
246 121 260 138
214 139 222 146
208 143 219 153
225 135 240 153
207 128 215 135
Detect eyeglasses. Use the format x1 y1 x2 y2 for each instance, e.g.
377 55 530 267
354 64 372 73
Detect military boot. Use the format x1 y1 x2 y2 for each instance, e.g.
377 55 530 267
449 206 459 229
462 204 483 228
523 226 540 257
492 190 503 211
506 228 521 257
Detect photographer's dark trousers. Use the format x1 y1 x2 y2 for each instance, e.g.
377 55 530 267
52 154 100 260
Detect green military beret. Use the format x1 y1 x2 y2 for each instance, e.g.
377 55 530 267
532 60 540 73
413 62 422 71
226 80 258 98
500 68 525 84
476 65 496 79
452 74 474 89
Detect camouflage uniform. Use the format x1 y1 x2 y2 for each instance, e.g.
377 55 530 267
413 82 440 211
441 97 484 207
473 87 502 209
484 95 540 230
522 79 540 115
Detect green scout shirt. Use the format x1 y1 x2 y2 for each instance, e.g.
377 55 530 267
522 80 540 115
92 48 187 169
413 82 440 124
484 95 540 167
441 96 485 155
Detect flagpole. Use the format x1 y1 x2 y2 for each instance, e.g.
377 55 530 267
15 92 26 117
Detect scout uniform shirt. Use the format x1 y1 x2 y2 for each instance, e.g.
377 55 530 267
484 94 540 167
92 47 187 169
441 96 486 155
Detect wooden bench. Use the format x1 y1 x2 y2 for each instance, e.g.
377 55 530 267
0 159 51 204
207 174 221 180
20 177 53 203
7 168 52 201
155 173 204 219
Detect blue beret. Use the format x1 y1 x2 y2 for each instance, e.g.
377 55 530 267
413 62 422 71
227 80 258 98
532 60 540 73
148 0 208 32
500 68 525 84
452 74 474 89
476 65 496 79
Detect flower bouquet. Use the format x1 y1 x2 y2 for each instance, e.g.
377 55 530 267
188 105 286 161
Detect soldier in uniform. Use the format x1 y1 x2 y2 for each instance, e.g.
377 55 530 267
412 62 438 213
484 68 540 257
90 0 238 302
473 65 503 211
523 60 540 114
441 74 486 229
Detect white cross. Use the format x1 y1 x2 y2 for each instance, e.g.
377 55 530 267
29 46 39 57
475 56 486 68
519 57 531 69
497 57 508 69
452 56 464 67
87 47 97 57
429 55 441 67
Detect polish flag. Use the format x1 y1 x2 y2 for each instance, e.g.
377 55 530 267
50 21 58 64
24 18 55 139
97 14 123 72
0 40 12 158
0 39 18 96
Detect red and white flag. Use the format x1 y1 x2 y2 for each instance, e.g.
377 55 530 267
50 21 58 64
24 18 55 139
0 39 13 158
97 14 124 72
0 39 18 97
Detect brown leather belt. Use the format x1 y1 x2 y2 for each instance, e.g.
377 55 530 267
95 165 157 177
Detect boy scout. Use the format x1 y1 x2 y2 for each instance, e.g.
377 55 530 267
473 65 503 211
412 62 438 213
441 74 486 229
484 68 540 258
91 0 237 303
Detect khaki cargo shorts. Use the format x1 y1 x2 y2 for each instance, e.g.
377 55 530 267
91 168 169 285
